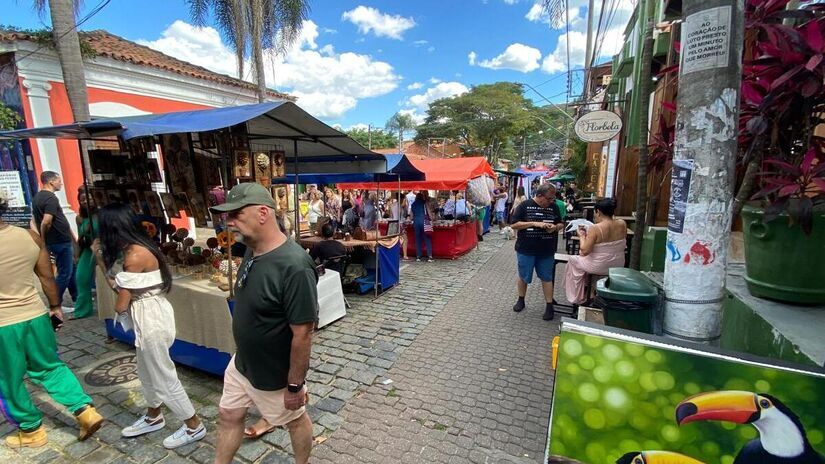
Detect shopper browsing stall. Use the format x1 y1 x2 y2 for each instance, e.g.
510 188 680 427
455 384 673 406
93 204 206 449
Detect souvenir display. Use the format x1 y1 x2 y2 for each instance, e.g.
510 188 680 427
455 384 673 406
189 193 209 226
162 133 197 194
125 189 143 215
90 188 107 208
271 148 286 177
174 192 193 215
234 150 251 178
159 192 181 218
106 189 123 204
144 191 163 217
254 152 271 188
199 131 216 150
147 158 162 183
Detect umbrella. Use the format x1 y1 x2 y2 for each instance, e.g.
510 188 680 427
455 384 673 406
548 173 576 182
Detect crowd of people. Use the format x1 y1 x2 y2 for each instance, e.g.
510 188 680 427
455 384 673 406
0 181 320 463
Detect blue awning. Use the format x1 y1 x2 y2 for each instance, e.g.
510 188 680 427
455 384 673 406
0 102 386 174
274 154 424 185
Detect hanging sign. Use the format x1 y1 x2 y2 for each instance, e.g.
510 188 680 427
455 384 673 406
574 110 622 143
681 6 732 75
0 170 31 227
668 159 694 233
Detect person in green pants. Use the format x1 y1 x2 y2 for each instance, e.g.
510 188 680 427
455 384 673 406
73 186 97 319
0 193 104 448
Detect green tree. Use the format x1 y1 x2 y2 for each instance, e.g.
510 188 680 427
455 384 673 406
414 82 566 164
385 112 416 152
0 103 21 130
33 0 93 178
189 0 309 102
345 128 397 150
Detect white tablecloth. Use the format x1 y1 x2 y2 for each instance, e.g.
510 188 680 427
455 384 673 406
96 267 347 352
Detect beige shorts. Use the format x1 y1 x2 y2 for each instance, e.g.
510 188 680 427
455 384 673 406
219 356 305 426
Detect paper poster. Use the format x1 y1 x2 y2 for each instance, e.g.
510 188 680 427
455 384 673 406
668 159 694 233
681 6 732 75
547 321 825 464
0 170 25 207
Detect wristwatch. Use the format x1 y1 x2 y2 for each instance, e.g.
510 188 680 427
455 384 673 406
287 381 305 393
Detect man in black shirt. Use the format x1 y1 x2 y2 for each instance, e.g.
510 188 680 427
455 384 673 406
509 183 564 320
210 183 318 464
31 171 76 310
309 222 347 272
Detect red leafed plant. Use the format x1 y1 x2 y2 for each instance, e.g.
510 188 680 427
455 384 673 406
738 0 825 233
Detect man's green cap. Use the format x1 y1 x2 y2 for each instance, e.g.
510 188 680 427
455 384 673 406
209 183 277 212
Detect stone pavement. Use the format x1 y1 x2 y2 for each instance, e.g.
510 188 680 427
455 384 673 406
0 232 563 463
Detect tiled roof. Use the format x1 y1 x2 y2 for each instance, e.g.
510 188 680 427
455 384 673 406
0 29 294 101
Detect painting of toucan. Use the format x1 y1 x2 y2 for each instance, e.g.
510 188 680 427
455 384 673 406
675 390 824 464
615 450 706 464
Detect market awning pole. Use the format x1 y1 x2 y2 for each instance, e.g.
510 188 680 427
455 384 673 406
374 178 380 298
76 139 93 221
293 139 300 239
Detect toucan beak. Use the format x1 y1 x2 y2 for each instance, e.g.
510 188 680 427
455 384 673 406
675 390 759 426
642 451 707 464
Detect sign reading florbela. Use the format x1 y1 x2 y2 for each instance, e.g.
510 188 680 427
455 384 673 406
574 110 623 143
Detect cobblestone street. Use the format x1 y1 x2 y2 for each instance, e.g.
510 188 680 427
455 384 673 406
1 233 562 463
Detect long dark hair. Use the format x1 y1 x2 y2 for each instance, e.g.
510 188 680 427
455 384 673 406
98 203 172 293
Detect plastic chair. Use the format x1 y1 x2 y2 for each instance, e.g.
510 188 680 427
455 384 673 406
323 255 351 308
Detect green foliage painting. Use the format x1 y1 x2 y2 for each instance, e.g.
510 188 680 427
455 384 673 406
548 332 825 464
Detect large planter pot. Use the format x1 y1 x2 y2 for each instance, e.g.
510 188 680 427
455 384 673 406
741 205 825 305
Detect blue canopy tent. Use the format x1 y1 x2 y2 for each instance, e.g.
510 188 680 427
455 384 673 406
275 154 424 295
0 101 392 374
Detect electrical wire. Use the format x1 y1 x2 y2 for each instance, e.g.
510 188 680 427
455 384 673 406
0 0 112 73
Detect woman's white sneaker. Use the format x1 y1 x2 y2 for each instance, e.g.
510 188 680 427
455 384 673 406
121 414 165 437
162 423 206 449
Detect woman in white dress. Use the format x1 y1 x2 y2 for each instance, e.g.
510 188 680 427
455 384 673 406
306 191 324 232
93 203 205 449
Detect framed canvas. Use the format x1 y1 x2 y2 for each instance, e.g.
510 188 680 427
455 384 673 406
234 150 251 178
125 189 143 215
159 192 180 218
144 191 163 217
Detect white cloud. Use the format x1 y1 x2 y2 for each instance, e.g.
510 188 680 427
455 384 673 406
405 81 469 111
475 43 542 72
342 6 416 40
322 27 338 34
541 30 585 73
530 0 634 74
504 0 520 4
428 77 442 84
468 51 477 65
139 20 400 120
399 108 426 125
137 20 237 78
413 40 428 46
407 82 424 90
427 46 435 53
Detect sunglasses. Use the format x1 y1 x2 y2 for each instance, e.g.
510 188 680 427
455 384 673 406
236 258 255 290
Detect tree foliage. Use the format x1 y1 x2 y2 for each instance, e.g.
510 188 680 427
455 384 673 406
385 112 416 149
0 102 21 130
345 128 398 150
413 82 570 164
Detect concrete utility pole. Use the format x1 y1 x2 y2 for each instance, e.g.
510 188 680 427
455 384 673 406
662 0 744 344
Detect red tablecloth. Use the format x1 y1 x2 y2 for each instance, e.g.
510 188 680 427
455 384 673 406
406 221 478 259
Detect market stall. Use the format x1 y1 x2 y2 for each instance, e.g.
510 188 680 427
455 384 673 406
0 101 386 375
278 154 424 294
340 157 496 259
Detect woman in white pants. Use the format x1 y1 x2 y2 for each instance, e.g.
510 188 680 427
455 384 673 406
93 203 205 449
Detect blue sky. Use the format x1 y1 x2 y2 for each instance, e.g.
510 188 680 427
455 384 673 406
4 0 634 129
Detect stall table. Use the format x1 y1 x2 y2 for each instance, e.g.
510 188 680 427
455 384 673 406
405 220 478 259
300 235 401 293
96 268 346 376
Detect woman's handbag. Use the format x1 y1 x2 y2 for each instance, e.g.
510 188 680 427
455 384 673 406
423 208 434 235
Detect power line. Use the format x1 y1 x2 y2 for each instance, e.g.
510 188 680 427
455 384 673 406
1 0 112 73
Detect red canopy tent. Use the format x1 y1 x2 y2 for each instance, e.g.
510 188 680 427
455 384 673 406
338 157 496 191
339 157 496 260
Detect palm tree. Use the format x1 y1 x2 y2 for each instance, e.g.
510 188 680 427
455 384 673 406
385 112 415 154
34 0 93 178
188 0 309 102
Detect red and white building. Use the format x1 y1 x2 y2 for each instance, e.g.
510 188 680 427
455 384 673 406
0 29 293 227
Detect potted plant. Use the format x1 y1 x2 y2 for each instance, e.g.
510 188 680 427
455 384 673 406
736 0 825 304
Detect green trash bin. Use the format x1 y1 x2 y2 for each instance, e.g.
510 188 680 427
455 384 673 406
595 268 658 334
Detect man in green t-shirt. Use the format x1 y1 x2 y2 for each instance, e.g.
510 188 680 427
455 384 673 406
211 183 318 464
